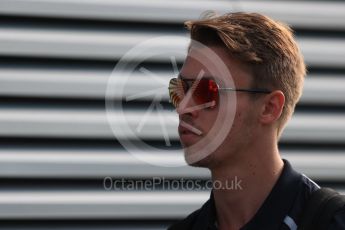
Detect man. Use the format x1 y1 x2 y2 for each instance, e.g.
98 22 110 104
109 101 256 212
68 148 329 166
167 12 345 230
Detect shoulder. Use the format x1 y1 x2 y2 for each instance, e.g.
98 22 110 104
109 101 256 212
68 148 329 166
327 193 345 230
329 208 345 230
301 178 345 230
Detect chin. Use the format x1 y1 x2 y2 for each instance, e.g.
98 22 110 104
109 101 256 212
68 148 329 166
184 150 214 168
179 134 200 148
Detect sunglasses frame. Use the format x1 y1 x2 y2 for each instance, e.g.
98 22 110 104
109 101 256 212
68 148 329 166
168 77 272 109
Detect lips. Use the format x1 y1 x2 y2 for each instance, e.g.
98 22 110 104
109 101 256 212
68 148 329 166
178 120 203 136
178 125 194 136
178 123 202 147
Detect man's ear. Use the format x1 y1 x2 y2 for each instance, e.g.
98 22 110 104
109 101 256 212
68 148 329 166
259 90 285 125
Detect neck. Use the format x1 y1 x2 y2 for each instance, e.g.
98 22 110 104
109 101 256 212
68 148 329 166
211 139 284 230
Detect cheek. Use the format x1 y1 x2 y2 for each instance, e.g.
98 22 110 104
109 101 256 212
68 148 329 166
231 104 254 135
202 107 220 129
229 111 242 131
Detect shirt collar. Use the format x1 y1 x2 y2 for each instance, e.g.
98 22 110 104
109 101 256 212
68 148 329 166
241 159 303 229
192 159 303 230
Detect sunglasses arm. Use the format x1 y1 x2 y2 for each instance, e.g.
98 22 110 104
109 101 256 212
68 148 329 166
218 87 272 94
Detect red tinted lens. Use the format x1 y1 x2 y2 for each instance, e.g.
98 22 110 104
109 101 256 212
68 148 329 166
169 78 219 108
192 79 219 107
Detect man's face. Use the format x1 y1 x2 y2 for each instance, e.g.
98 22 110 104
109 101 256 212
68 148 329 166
176 45 258 168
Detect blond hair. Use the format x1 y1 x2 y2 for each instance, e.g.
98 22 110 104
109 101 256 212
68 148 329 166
185 12 306 134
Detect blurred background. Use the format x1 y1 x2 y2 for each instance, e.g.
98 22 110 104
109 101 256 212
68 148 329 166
0 0 345 229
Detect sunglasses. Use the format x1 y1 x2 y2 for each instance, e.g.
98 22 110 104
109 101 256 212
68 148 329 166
168 77 271 109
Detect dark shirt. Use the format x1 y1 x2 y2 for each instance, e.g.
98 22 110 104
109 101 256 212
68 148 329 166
168 159 345 230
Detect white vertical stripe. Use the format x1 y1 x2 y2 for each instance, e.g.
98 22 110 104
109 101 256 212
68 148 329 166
284 215 297 230
302 174 321 189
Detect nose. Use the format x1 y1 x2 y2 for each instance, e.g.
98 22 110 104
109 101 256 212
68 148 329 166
176 93 199 117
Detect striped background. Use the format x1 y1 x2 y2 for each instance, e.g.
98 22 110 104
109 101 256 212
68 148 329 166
0 0 344 229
